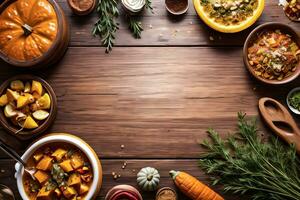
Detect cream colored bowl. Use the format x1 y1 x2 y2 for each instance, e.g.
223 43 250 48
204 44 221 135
15 133 102 200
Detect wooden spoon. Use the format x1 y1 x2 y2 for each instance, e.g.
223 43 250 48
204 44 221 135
258 97 300 154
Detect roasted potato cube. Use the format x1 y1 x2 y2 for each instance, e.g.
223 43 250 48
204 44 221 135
62 186 77 199
0 94 8 107
24 82 31 93
68 173 81 189
33 153 44 162
54 188 62 198
79 184 89 195
59 159 74 172
10 80 24 91
70 153 84 169
36 185 54 200
36 156 53 171
52 148 67 161
6 89 20 102
34 170 49 184
31 80 43 96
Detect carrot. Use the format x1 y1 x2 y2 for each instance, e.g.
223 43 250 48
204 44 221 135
169 170 224 200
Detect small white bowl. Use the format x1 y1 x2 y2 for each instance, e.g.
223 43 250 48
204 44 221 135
287 87 300 115
15 133 102 200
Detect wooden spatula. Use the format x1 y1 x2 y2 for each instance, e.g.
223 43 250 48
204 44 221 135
258 97 300 154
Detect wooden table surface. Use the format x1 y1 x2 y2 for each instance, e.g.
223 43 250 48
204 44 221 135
0 0 300 199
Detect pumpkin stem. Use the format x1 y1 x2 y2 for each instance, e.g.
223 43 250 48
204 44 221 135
147 174 153 181
169 170 180 180
22 24 33 36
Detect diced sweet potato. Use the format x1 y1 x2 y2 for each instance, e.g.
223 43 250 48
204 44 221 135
36 185 54 200
79 183 89 195
62 186 77 199
33 153 44 162
51 148 67 161
36 156 53 171
70 153 84 169
59 159 74 173
34 170 49 184
68 173 81 189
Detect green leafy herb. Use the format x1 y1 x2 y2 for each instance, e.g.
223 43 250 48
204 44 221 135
128 16 143 38
93 0 119 53
289 91 300 111
45 179 57 192
199 112 300 200
51 163 67 187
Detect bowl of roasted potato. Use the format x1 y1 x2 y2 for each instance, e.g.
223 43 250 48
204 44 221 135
0 74 57 139
15 133 103 200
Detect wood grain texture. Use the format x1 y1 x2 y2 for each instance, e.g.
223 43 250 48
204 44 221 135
0 47 298 158
56 0 300 47
0 159 240 199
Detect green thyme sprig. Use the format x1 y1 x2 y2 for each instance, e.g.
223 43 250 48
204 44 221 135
199 112 300 200
93 0 119 53
128 16 143 38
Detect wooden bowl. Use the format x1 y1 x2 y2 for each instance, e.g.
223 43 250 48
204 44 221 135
0 0 70 68
0 75 57 140
243 22 300 85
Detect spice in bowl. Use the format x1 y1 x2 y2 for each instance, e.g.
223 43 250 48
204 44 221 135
165 0 189 15
247 29 300 81
156 187 177 200
288 88 300 114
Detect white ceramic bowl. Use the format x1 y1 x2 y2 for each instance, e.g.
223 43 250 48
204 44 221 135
15 133 102 200
287 87 300 115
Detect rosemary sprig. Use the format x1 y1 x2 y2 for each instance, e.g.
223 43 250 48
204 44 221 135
199 112 300 200
128 16 143 38
145 0 153 12
93 0 119 53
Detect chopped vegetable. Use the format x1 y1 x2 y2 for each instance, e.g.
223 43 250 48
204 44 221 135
248 29 300 81
289 90 300 111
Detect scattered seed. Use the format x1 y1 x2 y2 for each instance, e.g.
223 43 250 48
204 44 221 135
190 21 193 25
149 24 153 29
122 165 125 169
209 36 214 41
121 145 125 149
0 169 5 173
118 174 121 178
112 172 116 176
113 175 118 179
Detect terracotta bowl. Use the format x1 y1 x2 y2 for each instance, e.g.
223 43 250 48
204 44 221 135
14 133 103 200
243 22 300 85
0 75 57 140
0 0 69 68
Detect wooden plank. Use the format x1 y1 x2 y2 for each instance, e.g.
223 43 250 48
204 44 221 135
0 47 297 158
56 0 300 47
0 158 239 199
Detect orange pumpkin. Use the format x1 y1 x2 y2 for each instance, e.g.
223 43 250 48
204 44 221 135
0 0 69 68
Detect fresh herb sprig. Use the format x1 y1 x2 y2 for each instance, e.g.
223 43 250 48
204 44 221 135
128 16 143 38
145 0 153 12
93 0 119 53
199 112 300 200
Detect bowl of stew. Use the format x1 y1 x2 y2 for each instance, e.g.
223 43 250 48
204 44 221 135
14 133 103 200
243 22 300 84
